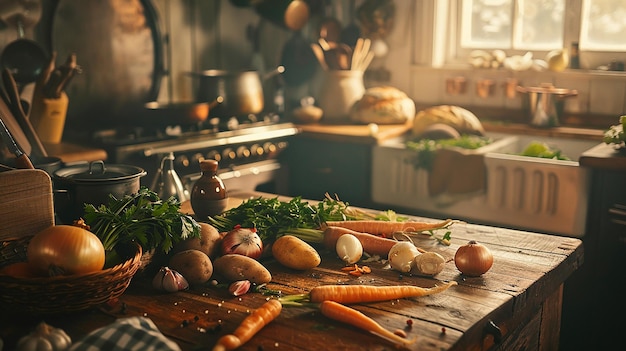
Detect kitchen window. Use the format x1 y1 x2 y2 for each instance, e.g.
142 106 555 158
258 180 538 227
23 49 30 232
448 0 626 69
408 0 626 116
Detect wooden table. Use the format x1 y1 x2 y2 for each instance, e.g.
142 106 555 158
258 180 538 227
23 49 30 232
0 192 583 351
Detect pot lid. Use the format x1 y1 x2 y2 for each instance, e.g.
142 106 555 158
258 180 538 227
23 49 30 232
53 161 146 182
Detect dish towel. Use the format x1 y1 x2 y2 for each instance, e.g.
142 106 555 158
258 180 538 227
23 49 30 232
69 316 181 351
427 147 486 206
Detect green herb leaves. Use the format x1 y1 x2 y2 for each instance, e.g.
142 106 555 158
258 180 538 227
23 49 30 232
207 194 394 243
83 187 200 254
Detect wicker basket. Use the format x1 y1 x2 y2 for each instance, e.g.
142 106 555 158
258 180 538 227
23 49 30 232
0 236 143 314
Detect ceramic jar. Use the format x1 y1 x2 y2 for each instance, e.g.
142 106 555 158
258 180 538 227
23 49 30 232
190 159 228 220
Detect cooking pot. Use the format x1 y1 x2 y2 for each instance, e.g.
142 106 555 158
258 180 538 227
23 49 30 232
52 161 146 223
190 66 284 117
517 84 578 127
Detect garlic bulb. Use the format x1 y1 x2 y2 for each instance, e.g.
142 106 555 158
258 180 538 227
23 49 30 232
388 241 420 273
152 266 189 292
17 322 72 351
413 251 446 276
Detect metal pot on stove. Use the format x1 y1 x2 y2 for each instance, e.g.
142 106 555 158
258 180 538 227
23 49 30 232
52 161 146 223
189 66 284 117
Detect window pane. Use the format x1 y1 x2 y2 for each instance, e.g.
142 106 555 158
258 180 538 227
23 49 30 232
514 0 564 50
581 0 626 51
460 0 513 49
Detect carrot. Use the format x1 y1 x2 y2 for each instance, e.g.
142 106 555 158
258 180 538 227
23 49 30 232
323 218 454 238
212 299 282 351
319 300 416 347
323 226 419 257
309 281 458 304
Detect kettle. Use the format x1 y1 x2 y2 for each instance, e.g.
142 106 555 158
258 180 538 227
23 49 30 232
151 152 189 202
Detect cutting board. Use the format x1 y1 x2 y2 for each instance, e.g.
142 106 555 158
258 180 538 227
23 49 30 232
0 169 54 241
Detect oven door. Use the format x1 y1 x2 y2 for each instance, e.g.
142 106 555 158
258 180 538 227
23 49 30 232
182 159 288 195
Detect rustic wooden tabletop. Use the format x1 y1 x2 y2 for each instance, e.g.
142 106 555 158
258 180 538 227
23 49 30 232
0 193 583 351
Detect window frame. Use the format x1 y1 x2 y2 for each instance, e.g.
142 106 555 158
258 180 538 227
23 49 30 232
439 0 625 70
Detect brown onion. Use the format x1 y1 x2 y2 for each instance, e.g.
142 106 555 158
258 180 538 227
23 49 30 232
454 240 493 276
27 225 105 276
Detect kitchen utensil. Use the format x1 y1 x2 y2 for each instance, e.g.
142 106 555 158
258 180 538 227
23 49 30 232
151 152 188 202
190 66 284 117
340 0 361 47
0 112 33 169
517 84 578 127
319 16 342 44
143 97 222 127
52 160 147 223
1 68 47 157
252 0 310 31
0 19 48 87
0 87 30 155
280 31 317 86
310 43 329 70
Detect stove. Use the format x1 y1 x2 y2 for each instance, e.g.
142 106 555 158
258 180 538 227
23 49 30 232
89 113 300 193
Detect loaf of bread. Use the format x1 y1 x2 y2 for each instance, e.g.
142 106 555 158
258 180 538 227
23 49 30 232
349 86 415 124
412 105 485 137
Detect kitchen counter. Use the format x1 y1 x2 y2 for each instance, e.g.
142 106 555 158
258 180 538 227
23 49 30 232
43 141 108 164
296 121 413 144
295 120 605 143
1 191 584 351
579 142 626 171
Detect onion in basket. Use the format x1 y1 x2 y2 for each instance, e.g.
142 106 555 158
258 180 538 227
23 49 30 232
27 225 106 276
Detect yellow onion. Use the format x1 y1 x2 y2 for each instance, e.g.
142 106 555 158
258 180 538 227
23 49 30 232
27 225 105 276
454 240 493 276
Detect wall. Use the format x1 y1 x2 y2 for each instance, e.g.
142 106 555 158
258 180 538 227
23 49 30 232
1 0 623 127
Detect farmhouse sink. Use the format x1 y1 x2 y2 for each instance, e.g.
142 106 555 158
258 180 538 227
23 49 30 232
372 132 601 237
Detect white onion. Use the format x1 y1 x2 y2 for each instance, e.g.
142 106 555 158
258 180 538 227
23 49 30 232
335 234 363 264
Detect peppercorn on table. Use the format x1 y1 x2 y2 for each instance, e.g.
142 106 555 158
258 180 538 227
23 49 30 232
0 191 583 351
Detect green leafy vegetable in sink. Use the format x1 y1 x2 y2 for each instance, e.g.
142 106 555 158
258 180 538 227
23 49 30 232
83 187 201 254
603 115 626 147
519 141 570 160
405 135 494 170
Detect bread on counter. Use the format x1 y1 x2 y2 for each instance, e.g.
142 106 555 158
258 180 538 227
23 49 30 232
349 86 415 124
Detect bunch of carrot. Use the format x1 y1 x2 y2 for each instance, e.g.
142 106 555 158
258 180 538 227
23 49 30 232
213 281 457 350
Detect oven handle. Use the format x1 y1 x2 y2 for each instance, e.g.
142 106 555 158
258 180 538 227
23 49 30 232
143 127 299 157
182 159 283 183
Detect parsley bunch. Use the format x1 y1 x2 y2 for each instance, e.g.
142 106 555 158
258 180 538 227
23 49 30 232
83 187 200 254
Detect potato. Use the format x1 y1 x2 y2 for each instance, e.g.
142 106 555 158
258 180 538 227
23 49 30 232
172 222 223 258
271 235 321 270
169 249 213 285
213 254 271 284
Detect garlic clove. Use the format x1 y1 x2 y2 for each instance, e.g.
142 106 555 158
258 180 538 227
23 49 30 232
153 266 189 292
413 251 446 276
229 280 251 296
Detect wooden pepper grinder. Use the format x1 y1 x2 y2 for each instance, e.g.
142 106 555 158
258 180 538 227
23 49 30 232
190 159 228 220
